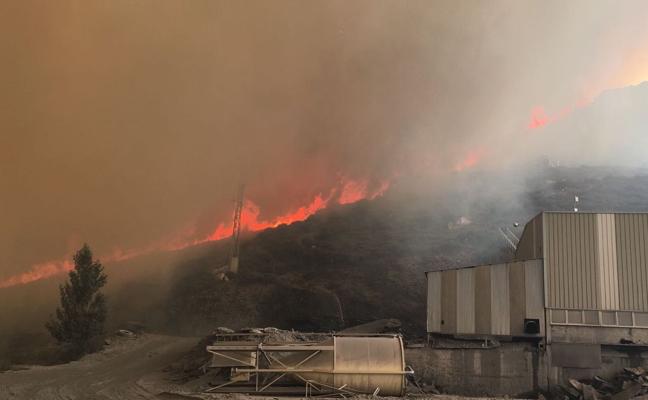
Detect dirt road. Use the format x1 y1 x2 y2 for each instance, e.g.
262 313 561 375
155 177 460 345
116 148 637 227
0 334 199 400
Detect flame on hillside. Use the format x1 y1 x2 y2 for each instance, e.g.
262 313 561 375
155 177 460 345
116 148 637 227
0 178 390 289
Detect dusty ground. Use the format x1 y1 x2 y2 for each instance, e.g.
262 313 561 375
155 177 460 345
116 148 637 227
0 333 517 400
0 334 199 400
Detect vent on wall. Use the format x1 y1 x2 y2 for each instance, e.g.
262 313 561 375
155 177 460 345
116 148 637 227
524 318 540 334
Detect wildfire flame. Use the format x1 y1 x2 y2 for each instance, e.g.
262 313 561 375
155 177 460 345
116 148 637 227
0 178 391 289
454 149 484 172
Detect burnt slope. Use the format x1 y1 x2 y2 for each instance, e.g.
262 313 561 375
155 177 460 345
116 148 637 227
3 165 648 366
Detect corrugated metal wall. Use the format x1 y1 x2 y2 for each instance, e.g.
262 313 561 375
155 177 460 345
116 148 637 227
426 272 442 332
426 260 544 336
491 264 510 335
427 212 648 336
456 269 475 334
615 213 648 311
524 260 545 336
441 270 457 334
474 266 491 334
544 213 599 309
596 214 619 310
515 212 648 312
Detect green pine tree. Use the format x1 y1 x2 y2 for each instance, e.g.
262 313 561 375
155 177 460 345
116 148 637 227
46 244 107 355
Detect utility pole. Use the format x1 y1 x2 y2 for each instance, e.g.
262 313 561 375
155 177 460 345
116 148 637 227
228 184 245 274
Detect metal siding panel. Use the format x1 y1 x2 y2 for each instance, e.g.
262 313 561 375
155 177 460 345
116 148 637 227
474 266 491 335
632 214 648 311
426 272 442 332
631 214 641 310
564 214 573 308
490 264 509 335
515 220 534 260
638 215 648 311
617 214 629 309
617 215 633 309
628 215 638 310
614 214 648 311
441 270 457 334
509 262 525 336
515 213 544 261
590 215 598 307
547 215 565 307
524 260 545 336
561 213 567 308
546 213 556 307
544 215 558 307
596 214 619 310
535 214 544 259
544 213 601 309
586 214 599 309
636 215 644 310
456 269 475 334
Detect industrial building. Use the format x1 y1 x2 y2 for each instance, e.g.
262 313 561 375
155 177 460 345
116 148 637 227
422 212 648 394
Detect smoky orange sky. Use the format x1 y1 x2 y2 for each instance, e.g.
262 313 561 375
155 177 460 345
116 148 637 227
2 0 648 281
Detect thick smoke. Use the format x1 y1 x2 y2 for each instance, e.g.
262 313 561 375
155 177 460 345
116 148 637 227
1 0 648 280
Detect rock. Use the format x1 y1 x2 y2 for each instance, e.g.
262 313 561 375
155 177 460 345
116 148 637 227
116 329 136 338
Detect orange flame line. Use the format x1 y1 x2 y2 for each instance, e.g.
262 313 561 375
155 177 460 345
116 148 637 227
0 179 391 288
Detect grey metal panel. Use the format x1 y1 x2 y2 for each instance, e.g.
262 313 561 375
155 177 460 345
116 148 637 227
596 214 619 310
456 269 475 334
426 272 442 333
490 263 510 335
441 270 457 334
615 214 648 311
474 266 491 335
515 213 543 260
509 261 525 336
544 213 599 309
524 259 545 336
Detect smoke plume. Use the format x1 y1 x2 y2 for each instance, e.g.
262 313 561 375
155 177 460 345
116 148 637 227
1 0 648 283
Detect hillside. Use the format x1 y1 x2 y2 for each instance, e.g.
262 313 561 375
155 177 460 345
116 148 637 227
2 165 648 366
160 164 648 336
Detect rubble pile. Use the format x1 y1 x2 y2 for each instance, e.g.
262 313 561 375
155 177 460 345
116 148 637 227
561 367 648 400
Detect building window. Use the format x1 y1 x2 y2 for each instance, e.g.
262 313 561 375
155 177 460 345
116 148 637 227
552 310 566 324
584 311 600 325
636 313 648 327
567 310 583 324
601 311 616 326
618 312 633 326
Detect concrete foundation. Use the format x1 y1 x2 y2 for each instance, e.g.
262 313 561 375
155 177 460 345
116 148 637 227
548 343 648 385
406 341 546 396
409 334 648 396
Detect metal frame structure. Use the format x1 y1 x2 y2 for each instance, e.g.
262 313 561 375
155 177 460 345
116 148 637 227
205 334 410 397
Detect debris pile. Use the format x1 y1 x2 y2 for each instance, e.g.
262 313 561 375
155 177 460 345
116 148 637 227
562 367 648 400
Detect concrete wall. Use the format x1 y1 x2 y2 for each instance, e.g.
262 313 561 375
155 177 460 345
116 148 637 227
548 343 648 385
406 341 545 396
546 325 648 386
